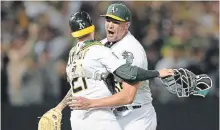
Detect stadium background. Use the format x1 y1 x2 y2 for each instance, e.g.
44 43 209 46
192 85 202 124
1 1 219 130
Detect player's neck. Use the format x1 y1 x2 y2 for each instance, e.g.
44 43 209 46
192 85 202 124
77 34 94 43
122 30 129 39
118 30 129 42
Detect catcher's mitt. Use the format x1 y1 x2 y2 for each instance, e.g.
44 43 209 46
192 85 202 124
38 108 62 130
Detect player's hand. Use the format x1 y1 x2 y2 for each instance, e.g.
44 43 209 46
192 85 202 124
67 96 92 110
158 69 174 78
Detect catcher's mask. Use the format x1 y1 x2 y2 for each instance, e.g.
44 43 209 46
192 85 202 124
161 68 212 98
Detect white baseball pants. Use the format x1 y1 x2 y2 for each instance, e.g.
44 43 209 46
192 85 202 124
117 103 157 130
70 108 122 130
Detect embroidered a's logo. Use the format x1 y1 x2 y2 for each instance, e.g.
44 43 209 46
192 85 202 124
79 22 86 30
111 6 118 13
122 51 134 64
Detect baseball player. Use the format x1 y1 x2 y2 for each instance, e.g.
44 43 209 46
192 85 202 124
38 11 174 130
67 3 158 130
66 4 213 130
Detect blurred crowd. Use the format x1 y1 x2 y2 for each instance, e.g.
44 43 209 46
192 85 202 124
1 1 219 106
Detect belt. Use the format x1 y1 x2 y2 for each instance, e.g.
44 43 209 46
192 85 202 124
116 105 142 112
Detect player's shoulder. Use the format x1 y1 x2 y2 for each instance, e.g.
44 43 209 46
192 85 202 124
121 32 141 46
89 44 110 53
86 45 112 60
100 38 108 45
121 32 144 51
87 41 110 53
69 46 76 56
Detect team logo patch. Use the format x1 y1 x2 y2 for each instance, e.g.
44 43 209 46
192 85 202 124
122 51 134 64
79 22 86 30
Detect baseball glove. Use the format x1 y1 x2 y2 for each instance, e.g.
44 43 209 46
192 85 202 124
38 108 62 130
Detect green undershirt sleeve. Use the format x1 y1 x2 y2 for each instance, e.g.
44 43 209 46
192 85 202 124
113 64 159 82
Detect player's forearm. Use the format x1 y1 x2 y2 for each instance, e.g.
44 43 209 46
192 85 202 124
91 90 135 108
56 88 72 111
113 64 159 82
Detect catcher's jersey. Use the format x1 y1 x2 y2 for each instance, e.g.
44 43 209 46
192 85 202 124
66 41 125 99
101 32 152 105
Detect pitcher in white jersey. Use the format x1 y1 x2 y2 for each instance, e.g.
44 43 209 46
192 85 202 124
53 10 174 130
67 3 162 130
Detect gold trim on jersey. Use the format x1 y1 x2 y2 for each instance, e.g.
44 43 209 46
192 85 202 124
71 25 95 38
81 41 103 50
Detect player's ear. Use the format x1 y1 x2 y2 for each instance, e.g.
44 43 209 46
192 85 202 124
125 22 130 29
126 22 131 28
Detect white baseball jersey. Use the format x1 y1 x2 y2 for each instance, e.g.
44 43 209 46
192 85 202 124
101 32 157 130
101 32 153 106
66 41 124 130
66 41 125 99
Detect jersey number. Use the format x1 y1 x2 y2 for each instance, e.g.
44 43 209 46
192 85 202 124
72 77 88 93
